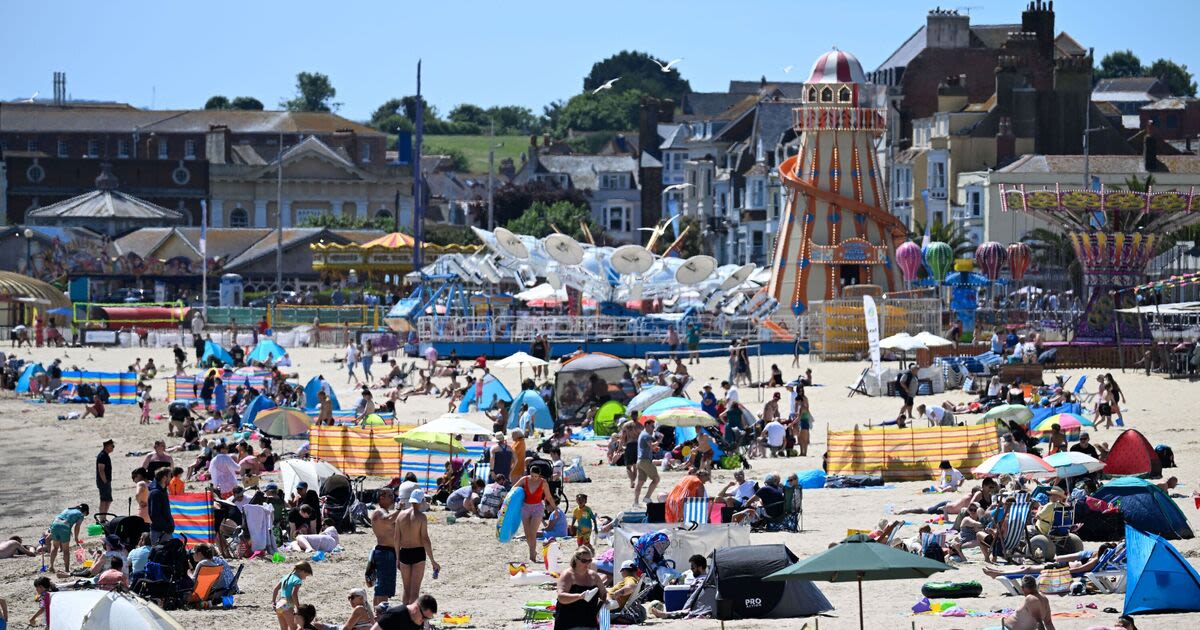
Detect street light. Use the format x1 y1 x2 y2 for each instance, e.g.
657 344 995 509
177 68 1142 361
22 227 33 275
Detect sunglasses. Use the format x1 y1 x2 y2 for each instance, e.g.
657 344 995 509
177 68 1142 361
579 557 593 563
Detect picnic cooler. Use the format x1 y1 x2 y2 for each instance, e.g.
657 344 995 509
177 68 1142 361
664 585 691 611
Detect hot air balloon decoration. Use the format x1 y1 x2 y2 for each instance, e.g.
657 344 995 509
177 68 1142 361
924 242 954 284
975 241 1007 281
1007 242 1032 281
896 241 923 283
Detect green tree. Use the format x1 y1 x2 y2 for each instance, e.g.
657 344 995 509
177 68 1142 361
1095 50 1144 80
909 220 973 258
554 88 646 135
424 145 470 172
582 50 691 104
400 95 437 122
488 105 537 134
298 213 392 230
505 201 598 241
230 96 264 111
204 95 231 110
1023 227 1083 297
493 181 592 227
1147 58 1198 97
421 223 479 247
282 71 339 112
448 103 489 126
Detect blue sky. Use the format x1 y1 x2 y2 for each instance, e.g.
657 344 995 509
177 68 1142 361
4 0 1196 122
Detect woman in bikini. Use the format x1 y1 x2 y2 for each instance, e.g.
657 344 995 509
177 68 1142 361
511 463 556 563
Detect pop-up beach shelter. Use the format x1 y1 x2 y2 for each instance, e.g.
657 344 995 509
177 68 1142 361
243 394 278 428
506 389 552 431
1094 477 1193 539
16 363 45 393
1124 524 1200 614
246 339 287 364
1105 429 1162 478
199 340 234 367
303 376 340 410
458 373 512 412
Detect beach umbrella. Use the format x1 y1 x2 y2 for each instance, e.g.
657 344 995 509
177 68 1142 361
1008 242 1032 281
972 452 1055 478
765 534 954 630
1044 451 1105 479
47 307 73 316
975 241 1008 281
878 332 925 352
394 430 465 453
626 385 674 414
254 407 312 438
493 351 548 380
650 406 718 427
49 589 185 630
640 396 703 421
1032 412 1094 432
417 412 494 437
912 331 954 347
923 242 954 283
280 459 342 497
896 241 923 283
981 404 1034 424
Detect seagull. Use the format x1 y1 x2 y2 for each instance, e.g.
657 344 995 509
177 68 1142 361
783 65 794 74
592 78 620 94
23 91 38 103
653 58 683 73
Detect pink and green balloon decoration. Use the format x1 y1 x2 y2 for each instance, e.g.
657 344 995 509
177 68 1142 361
974 241 1007 281
896 241 923 283
923 241 954 284
1007 242 1032 280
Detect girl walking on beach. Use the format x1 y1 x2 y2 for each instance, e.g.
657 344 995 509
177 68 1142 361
273 561 312 630
140 385 152 425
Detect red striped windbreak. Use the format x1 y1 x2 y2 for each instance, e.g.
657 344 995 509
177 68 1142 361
827 424 1000 481
169 491 214 549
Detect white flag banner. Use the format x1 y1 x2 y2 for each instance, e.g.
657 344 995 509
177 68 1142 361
863 295 881 377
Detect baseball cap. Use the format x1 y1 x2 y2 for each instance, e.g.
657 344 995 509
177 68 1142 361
620 560 637 571
409 489 426 504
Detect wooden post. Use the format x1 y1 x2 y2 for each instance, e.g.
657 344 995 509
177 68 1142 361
1113 291 1125 373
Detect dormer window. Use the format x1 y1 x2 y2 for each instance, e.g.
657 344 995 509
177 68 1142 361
808 87 817 102
821 87 833 103
839 87 852 103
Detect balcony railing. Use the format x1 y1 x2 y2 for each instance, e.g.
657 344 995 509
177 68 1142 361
792 106 887 132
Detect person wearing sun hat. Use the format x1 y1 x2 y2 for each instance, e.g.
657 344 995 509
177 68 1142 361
1034 487 1068 536
607 560 640 609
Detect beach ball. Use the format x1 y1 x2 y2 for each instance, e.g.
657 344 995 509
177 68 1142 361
924 242 954 283
975 241 1007 281
896 241 923 282
1008 242 1032 280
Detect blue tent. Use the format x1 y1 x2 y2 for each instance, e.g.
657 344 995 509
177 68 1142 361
1094 476 1193 540
1124 524 1200 614
303 377 341 411
458 374 513 412
243 394 277 428
246 339 287 364
200 340 234 367
507 389 552 431
15 363 45 393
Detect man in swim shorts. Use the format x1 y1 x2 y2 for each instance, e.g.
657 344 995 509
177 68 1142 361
395 490 439 605
367 488 400 606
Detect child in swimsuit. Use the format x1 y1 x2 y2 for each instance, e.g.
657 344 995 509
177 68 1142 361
571 494 596 547
272 561 312 630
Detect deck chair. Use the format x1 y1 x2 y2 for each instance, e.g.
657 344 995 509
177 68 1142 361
1085 544 1128 594
997 493 1032 562
682 497 709 526
611 576 654 624
1072 376 1095 404
757 486 804 533
473 462 491 483
188 565 223 606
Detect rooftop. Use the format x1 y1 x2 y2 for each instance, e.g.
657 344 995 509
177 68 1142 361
999 154 1200 175
531 154 639 190
0 102 382 136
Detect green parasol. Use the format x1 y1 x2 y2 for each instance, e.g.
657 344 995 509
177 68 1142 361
394 430 465 454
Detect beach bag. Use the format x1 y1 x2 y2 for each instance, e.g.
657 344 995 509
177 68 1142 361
564 457 587 483
922 539 945 563
1037 565 1072 594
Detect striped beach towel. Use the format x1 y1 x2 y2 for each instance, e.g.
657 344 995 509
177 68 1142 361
682 497 710 525
473 462 491 482
170 491 214 549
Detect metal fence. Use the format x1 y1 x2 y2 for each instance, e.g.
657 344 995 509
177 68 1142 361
805 297 942 360
412 313 784 343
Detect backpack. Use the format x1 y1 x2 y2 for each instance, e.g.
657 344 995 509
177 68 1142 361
922 538 945 563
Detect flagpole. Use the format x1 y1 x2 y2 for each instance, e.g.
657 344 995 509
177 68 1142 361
201 199 208 318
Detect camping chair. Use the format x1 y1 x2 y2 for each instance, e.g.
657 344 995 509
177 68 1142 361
682 497 710 526
755 486 804 533
998 493 1032 562
210 563 243 601
1072 376 1095 405
472 461 491 483
1085 544 1128 594
612 576 655 625
188 565 223 606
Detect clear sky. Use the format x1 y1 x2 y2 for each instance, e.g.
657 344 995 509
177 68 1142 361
3 0 1196 122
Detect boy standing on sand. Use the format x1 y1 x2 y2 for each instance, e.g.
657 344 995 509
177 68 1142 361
395 490 439 605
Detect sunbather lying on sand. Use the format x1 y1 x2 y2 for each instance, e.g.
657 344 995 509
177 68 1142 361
982 542 1121 578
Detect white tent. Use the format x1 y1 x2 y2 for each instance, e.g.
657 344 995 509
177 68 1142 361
878 332 926 352
416 412 494 438
279 459 343 497
913 331 954 347
515 283 566 302
50 590 184 630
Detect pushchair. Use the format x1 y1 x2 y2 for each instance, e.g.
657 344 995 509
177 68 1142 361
133 535 193 610
93 513 148 551
630 529 676 602
320 473 360 534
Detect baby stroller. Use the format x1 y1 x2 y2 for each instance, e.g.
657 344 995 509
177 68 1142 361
93 513 148 551
320 473 360 534
630 530 676 601
133 535 193 610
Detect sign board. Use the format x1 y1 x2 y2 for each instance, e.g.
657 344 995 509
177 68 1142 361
807 237 887 265
85 330 119 345
863 295 881 377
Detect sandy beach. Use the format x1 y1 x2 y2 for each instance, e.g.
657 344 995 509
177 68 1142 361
1 343 1199 630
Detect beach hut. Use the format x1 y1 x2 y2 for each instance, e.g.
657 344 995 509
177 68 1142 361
1094 477 1193 539
303 376 340 410
1123 525 1200 614
1105 429 1163 478
506 389 552 431
457 373 512 412
246 339 287 364
15 362 45 393
199 340 234 367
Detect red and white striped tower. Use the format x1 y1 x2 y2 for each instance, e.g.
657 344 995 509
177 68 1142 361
768 49 908 321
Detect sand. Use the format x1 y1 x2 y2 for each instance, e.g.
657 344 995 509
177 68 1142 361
1 342 1199 630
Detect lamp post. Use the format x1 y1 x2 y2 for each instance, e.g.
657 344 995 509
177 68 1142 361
22 227 33 275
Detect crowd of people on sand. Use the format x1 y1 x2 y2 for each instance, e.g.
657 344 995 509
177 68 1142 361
0 315 1178 630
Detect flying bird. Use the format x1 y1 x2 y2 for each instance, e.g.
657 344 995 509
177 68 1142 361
23 91 39 103
783 65 794 74
653 58 683 73
591 78 620 94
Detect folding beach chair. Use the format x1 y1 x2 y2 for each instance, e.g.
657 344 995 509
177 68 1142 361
188 565 223 605
1085 543 1128 594
1072 376 1095 404
998 492 1032 562
682 497 709 526
473 462 491 483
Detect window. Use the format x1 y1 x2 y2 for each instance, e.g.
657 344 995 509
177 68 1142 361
808 87 817 102
117 139 129 158
57 139 68 157
535 173 568 188
968 190 982 217
605 206 631 232
750 179 766 208
158 139 168 159
86 139 99 158
375 207 391 219
839 87 852 103
184 140 196 160
600 173 628 189
930 161 946 190
821 87 833 102
894 166 914 201
294 207 323 224
229 206 249 228
672 152 683 172
27 139 38 152
361 142 372 163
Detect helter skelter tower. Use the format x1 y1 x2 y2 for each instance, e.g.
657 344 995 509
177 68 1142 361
768 49 908 322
